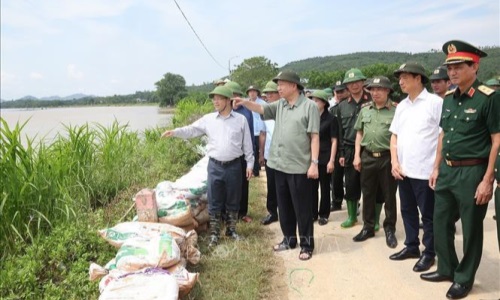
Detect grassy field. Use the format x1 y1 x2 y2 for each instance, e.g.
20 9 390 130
0 97 279 299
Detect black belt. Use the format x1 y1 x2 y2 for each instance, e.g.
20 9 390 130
444 158 488 167
364 149 390 158
210 157 240 166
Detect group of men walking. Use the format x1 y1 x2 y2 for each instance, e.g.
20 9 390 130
163 39 499 299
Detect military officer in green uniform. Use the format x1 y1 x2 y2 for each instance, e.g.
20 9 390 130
336 68 372 228
422 40 500 299
352 76 398 248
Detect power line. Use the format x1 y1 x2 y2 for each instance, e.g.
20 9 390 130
173 0 226 70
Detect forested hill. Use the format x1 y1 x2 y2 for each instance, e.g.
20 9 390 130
281 47 500 80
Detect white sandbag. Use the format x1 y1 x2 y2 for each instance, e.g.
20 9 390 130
98 222 187 248
155 181 194 227
99 268 179 300
166 262 199 298
115 234 181 271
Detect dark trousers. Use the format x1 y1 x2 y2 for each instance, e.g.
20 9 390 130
207 158 242 215
434 163 488 286
360 150 397 231
253 136 260 176
312 164 331 219
495 186 500 250
275 170 314 251
265 160 278 217
238 156 250 217
343 146 361 201
398 176 435 257
331 153 345 204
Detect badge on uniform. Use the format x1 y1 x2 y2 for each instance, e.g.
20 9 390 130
348 73 354 78
467 87 475 97
464 108 476 114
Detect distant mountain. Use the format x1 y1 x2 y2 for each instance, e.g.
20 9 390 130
16 93 93 101
281 46 500 80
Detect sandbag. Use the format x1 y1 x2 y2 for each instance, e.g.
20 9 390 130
99 268 179 300
115 234 181 271
166 262 199 298
98 222 186 248
156 181 194 227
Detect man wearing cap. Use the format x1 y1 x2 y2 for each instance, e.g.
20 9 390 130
246 85 267 180
259 81 280 225
430 66 451 99
389 62 442 273
422 40 500 299
162 86 254 247
336 68 372 228
352 76 398 248
310 89 338 225
485 78 500 91
329 81 350 211
233 70 320 261
225 81 255 223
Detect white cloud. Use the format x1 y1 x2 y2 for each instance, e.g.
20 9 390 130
67 64 84 80
30 72 44 79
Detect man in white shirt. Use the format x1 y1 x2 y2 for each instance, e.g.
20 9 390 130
162 86 254 247
388 62 442 273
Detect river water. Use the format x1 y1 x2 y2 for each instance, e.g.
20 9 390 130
0 106 172 144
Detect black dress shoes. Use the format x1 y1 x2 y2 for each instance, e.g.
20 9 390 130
413 255 435 272
389 247 420 260
446 282 472 299
420 271 452 282
318 218 328 226
353 229 375 242
261 214 278 225
385 231 398 248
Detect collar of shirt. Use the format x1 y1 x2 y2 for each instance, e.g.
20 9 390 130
452 79 480 99
367 99 394 110
282 94 307 109
404 88 430 104
216 110 237 119
347 92 370 103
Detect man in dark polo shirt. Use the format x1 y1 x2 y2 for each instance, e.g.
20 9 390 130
233 70 320 261
422 40 500 299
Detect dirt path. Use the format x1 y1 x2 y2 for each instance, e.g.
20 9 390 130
255 172 500 300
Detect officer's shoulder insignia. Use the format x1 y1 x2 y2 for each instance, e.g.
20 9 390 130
445 89 456 96
391 102 398 107
361 102 371 108
478 85 495 96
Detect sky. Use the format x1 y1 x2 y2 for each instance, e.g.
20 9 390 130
1 0 499 100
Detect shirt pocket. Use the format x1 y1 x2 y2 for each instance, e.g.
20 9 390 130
440 110 452 129
456 112 478 134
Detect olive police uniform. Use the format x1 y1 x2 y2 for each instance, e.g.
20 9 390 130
434 41 500 288
354 97 397 235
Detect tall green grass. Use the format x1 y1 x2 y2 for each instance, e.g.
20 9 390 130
0 99 214 259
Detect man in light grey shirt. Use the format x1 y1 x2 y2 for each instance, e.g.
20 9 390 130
162 85 253 247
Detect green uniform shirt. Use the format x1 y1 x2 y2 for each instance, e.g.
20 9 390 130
440 80 500 160
263 94 320 174
354 100 396 152
495 150 500 182
336 92 371 155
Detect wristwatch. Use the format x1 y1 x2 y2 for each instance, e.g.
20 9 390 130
311 159 319 165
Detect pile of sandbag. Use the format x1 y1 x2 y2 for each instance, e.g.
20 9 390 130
90 155 212 299
91 222 200 299
134 155 210 231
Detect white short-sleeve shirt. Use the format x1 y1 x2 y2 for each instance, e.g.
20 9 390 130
389 89 442 180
